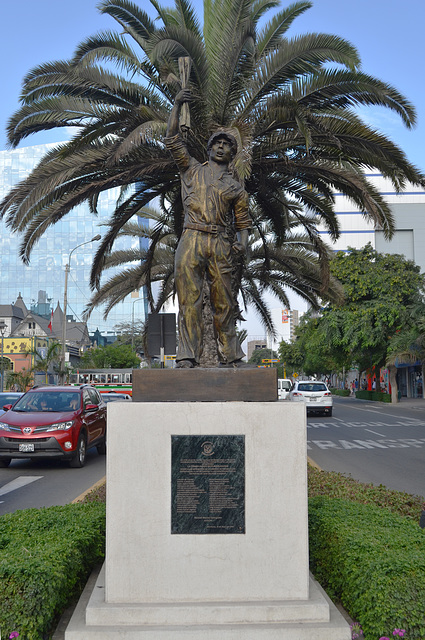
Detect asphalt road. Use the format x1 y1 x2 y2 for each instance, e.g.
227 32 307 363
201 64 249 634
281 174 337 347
0 446 106 515
307 396 425 499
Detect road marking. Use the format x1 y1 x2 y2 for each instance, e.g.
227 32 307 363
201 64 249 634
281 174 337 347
0 476 43 497
364 429 386 437
342 405 424 420
308 437 425 450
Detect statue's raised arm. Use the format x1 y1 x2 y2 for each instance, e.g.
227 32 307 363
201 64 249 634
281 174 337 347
166 89 192 139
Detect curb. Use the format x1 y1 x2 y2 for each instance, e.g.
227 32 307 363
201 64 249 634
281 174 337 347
71 476 106 504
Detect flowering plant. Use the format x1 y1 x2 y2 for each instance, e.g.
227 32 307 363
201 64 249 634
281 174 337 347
351 622 364 639
9 633 19 639
379 629 406 639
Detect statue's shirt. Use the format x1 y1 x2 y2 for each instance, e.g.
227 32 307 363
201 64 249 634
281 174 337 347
165 134 251 231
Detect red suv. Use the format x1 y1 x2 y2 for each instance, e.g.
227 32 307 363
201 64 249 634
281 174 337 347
0 385 106 468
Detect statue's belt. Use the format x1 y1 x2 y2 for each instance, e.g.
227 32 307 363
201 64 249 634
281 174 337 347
184 222 226 235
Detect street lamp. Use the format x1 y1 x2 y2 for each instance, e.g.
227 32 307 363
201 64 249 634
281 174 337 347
60 235 101 382
0 320 6 392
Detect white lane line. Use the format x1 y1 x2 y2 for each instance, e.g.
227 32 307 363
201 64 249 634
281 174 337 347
0 476 43 497
344 405 423 420
364 429 386 437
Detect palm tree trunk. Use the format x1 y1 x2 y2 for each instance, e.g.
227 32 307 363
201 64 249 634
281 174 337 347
388 365 399 403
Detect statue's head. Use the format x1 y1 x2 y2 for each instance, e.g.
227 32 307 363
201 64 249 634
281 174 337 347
207 131 238 161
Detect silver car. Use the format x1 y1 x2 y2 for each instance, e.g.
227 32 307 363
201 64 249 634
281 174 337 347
289 381 333 416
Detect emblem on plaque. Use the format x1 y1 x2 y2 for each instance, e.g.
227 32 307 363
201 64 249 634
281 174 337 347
201 441 214 456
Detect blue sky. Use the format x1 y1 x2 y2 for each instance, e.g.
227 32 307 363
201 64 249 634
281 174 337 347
1 0 424 337
1 0 424 170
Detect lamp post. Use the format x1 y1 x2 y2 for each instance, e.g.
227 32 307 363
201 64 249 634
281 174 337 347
0 320 6 392
61 235 101 382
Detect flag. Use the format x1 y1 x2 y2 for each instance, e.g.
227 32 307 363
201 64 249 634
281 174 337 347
48 310 53 333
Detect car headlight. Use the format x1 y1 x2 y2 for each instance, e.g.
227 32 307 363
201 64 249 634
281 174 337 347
46 421 74 432
0 422 11 431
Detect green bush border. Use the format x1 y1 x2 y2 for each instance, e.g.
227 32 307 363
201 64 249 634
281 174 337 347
329 388 350 397
0 502 106 640
1 470 423 639
309 497 425 639
355 389 391 402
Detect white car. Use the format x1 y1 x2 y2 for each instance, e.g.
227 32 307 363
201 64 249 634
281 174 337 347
277 379 292 400
289 381 333 416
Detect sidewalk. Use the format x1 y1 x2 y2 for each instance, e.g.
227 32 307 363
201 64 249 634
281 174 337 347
343 393 425 410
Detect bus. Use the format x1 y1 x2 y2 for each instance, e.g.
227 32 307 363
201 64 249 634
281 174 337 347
69 369 133 396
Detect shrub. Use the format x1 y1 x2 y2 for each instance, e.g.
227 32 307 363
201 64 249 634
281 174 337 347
330 388 350 397
309 497 425 639
355 389 391 403
0 501 106 640
308 465 424 521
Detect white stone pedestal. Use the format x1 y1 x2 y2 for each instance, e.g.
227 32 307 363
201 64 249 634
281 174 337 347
65 402 350 639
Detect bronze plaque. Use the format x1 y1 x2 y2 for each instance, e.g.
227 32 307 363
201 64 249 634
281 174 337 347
171 435 245 534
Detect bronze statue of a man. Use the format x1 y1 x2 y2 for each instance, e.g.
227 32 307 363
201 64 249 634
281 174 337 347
165 89 251 368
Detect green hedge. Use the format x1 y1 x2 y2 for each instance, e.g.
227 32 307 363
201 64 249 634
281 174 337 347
0 502 106 640
330 388 350 397
309 497 425 639
355 389 391 402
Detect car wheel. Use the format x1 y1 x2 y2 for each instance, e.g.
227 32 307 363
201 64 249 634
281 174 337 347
96 439 106 456
0 458 11 468
327 408 333 417
70 433 87 468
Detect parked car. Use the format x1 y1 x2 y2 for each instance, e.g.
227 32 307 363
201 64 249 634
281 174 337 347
101 392 132 403
0 385 106 468
0 392 23 417
277 379 292 400
288 380 333 416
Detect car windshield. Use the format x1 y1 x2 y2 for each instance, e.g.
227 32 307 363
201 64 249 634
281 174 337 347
12 392 80 412
297 383 327 392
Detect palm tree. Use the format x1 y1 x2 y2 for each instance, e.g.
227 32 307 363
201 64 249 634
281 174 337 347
1 0 424 331
6 368 34 392
83 206 344 364
83 208 343 318
25 340 62 384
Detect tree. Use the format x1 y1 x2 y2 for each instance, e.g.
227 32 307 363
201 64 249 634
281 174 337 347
1 0 424 293
6 368 34 392
290 311 351 378
80 343 141 369
248 347 278 366
1 0 424 368
295 245 425 384
83 209 344 331
385 316 425 402
25 340 62 383
114 319 146 353
278 339 304 378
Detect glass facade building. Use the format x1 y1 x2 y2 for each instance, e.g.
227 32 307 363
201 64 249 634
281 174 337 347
0 143 148 334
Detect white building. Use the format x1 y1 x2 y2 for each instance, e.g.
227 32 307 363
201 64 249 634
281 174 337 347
267 308 300 352
318 173 425 271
